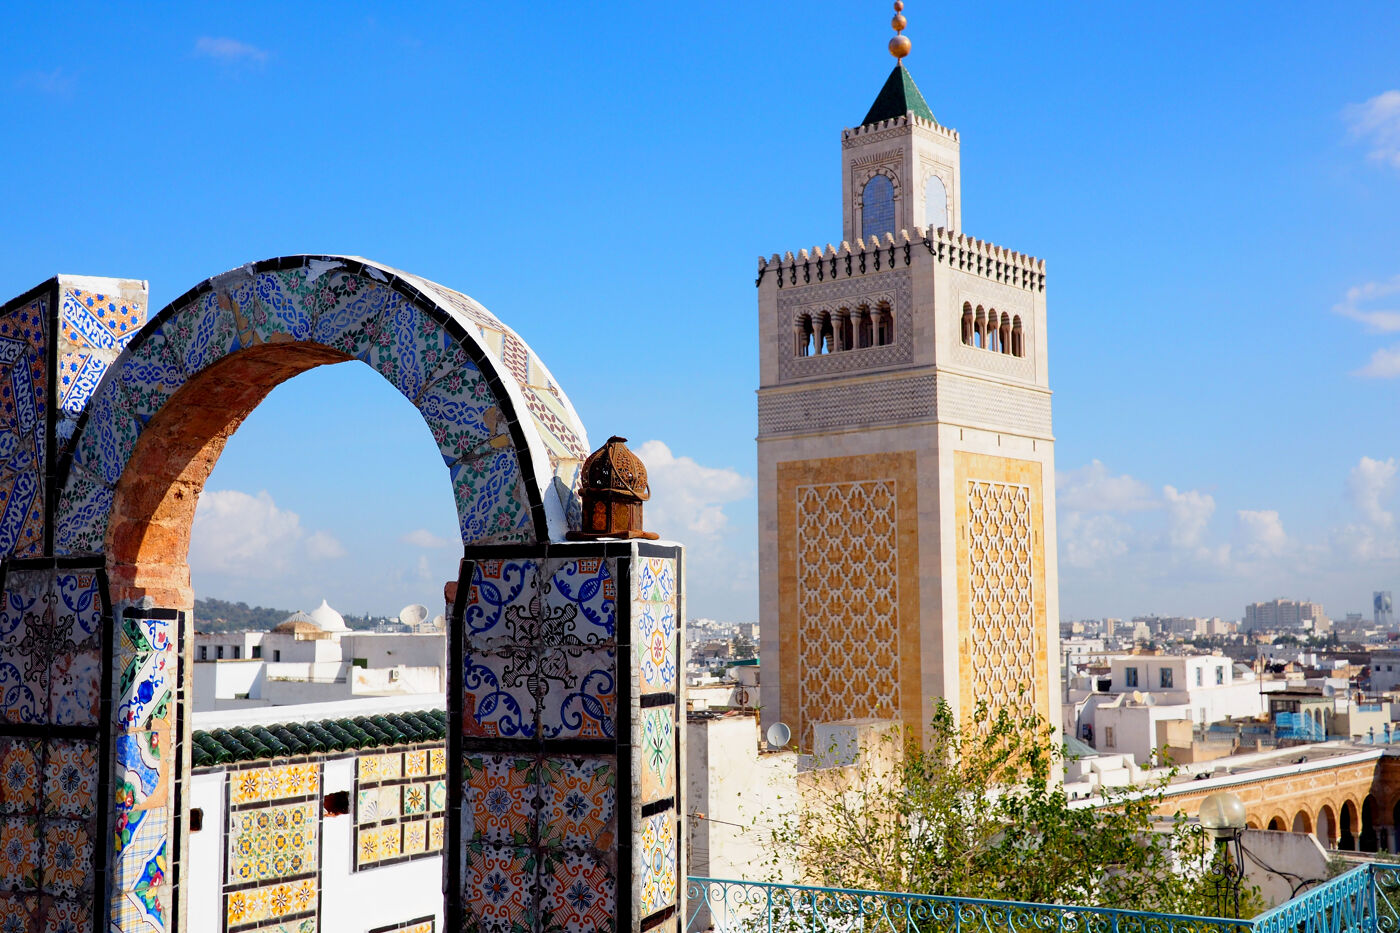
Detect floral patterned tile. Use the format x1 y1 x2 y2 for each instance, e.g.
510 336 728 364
401 782 428 816
463 754 537 846
40 819 94 898
404 750 428 778
402 819 427 856
635 601 678 695
38 895 91 933
463 648 539 739
0 816 40 892
542 559 616 646
42 740 97 820
538 758 615 851
463 843 536 933
0 894 36 931
0 568 48 724
451 446 532 546
639 707 676 805
428 747 446 775
465 559 539 648
0 738 39 815
428 779 447 814
376 785 401 822
417 365 498 466
52 464 114 556
539 647 617 741
638 812 678 916
634 557 677 605
538 847 616 933
48 647 100 727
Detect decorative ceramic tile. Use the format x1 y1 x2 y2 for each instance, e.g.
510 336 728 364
370 917 434 933
363 752 402 782
538 758 615 850
463 843 535 933
464 754 536 846
52 464 114 555
540 647 617 741
640 707 676 805
375 824 402 860
116 614 174 730
41 819 93 897
542 558 616 645
0 569 51 725
416 363 498 465
465 559 539 648
401 782 428 816
428 779 447 813
227 802 318 884
69 382 140 486
42 739 98 819
0 816 40 892
638 812 678 915
402 820 427 856
251 271 316 343
0 469 43 561
635 558 676 605
111 871 167 933
0 738 38 815
0 894 36 931
463 648 539 739
109 327 186 424
635 600 678 694
49 647 100 727
228 763 319 806
355 825 380 867
116 729 167 810
356 787 380 823
112 805 166 896
37 895 91 933
428 817 445 852
428 747 446 775
404 749 428 777
158 288 241 381
451 445 532 546
225 876 317 927
376 785 401 821
539 847 616 933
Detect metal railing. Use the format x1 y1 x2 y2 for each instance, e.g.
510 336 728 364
685 865 1400 933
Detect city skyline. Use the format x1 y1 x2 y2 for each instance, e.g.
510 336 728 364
2 3 1396 620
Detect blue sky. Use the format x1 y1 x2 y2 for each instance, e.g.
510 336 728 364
2 3 1397 622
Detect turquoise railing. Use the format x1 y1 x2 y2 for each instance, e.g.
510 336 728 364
685 864 1400 933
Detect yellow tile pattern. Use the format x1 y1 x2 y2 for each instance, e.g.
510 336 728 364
228 763 319 806
224 877 316 927
777 452 921 746
954 452 1049 726
354 745 448 870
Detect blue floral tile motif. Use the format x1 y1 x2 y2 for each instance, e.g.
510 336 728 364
452 446 532 545
418 366 499 465
252 270 315 342
463 843 535 933
158 288 241 380
0 469 42 560
465 560 539 648
116 615 174 730
463 648 538 739
111 327 186 426
0 569 105 728
635 558 676 605
543 559 616 645
537 757 615 850
70 384 140 487
635 601 678 695
52 465 113 556
539 648 616 741
538 846 616 933
0 570 45 725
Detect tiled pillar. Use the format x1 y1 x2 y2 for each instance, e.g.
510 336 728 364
450 542 684 933
0 563 109 932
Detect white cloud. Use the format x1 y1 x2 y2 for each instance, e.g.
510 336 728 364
633 440 753 540
194 37 268 65
1356 345 1400 379
1235 510 1288 559
1334 276 1400 333
401 528 455 548
1345 90 1400 169
1060 512 1131 569
306 530 347 560
1163 485 1215 549
1349 456 1397 531
190 489 342 576
1057 460 1157 512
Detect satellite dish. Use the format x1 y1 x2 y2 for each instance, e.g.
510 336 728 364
431 614 446 631
399 603 429 628
767 722 791 748
1132 691 1144 704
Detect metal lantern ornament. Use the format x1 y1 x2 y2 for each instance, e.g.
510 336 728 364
568 435 659 540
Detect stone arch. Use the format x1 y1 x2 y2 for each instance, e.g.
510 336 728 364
1267 814 1286 831
858 168 900 242
55 256 590 586
1245 818 1261 829
1340 798 1360 850
1362 794 1379 852
1293 808 1313 834
1318 803 1337 848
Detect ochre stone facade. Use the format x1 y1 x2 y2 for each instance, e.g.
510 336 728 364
777 452 922 746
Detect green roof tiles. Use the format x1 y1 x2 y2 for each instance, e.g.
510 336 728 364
191 709 448 767
861 63 935 127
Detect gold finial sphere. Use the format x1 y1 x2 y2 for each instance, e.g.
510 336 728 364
889 35 911 59
892 13 906 30
893 1 904 10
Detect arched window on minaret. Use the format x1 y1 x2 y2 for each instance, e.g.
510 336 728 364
861 174 896 241
837 309 853 351
875 302 894 346
857 306 873 348
974 306 986 348
818 312 834 355
1011 315 1024 357
999 313 1012 355
961 302 974 345
987 310 1000 353
796 314 814 356
926 175 948 231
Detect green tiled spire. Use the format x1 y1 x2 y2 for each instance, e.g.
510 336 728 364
861 63 935 126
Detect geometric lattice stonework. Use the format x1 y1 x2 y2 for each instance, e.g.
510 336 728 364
965 480 1036 713
795 479 901 746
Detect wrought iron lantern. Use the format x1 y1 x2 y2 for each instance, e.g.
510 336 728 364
568 435 659 540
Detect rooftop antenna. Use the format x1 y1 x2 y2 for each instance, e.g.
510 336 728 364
399 603 429 629
889 1 911 64
766 722 792 749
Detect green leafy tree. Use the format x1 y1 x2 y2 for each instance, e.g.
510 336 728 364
767 699 1258 917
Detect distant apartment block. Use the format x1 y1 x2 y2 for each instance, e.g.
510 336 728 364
1246 597 1330 632
1378 591 1395 628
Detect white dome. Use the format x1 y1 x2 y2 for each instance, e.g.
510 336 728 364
309 599 348 633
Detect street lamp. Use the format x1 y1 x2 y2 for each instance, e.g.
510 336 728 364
1198 791 1248 917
